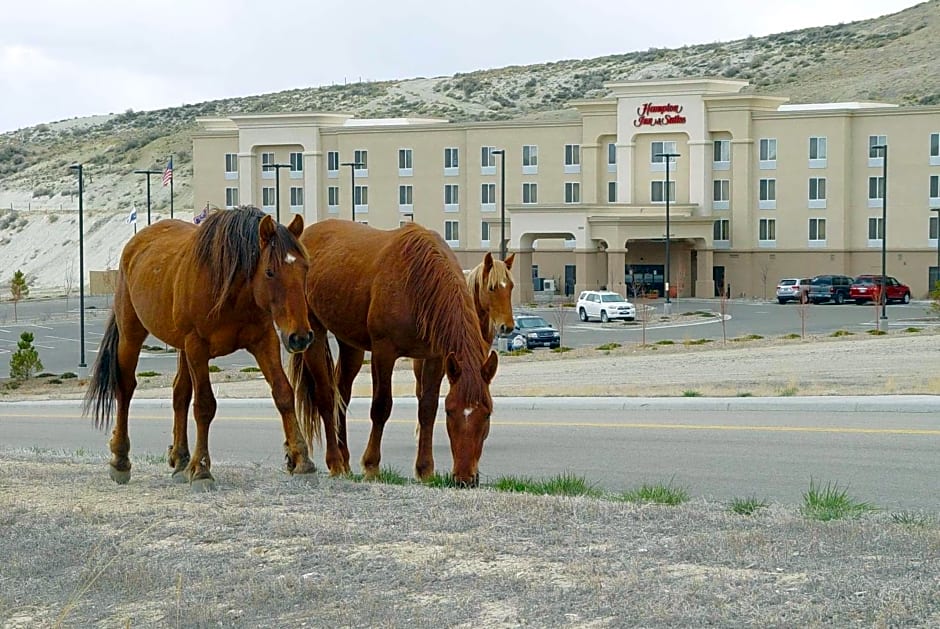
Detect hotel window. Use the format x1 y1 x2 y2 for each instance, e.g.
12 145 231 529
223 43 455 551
261 152 275 179
522 145 538 174
354 185 368 212
868 176 885 208
481 146 497 174
759 138 777 169
759 178 776 209
445 220 459 246
758 218 776 246
444 184 459 211
651 141 677 171
444 147 459 175
930 214 939 241
564 144 581 174
651 180 675 204
930 175 940 208
809 177 827 209
713 139 731 170
809 218 827 246
607 181 617 203
809 137 827 168
481 221 491 245
868 217 884 245
224 153 238 179
398 148 413 176
607 142 617 173
931 133 940 166
564 182 581 204
868 135 887 167
713 219 730 247
399 184 413 211
262 186 275 208
327 151 340 177
354 150 368 175
289 152 303 178
224 187 238 208
327 186 339 213
522 182 538 204
481 183 496 211
289 186 303 210
713 179 730 210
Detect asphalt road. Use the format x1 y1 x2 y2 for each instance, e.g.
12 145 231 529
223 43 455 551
1 296 936 379
2 396 938 510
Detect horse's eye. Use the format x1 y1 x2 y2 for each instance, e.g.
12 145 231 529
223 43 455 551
265 269 275 278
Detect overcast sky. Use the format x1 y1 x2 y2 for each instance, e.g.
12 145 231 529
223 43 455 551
0 0 925 133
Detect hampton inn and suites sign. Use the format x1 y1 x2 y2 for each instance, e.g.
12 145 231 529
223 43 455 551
633 103 687 128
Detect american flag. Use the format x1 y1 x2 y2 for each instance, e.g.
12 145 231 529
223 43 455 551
162 157 173 186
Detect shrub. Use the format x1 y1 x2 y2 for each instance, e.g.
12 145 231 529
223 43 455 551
9 332 43 380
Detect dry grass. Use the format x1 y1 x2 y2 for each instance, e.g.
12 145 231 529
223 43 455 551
1 451 938 627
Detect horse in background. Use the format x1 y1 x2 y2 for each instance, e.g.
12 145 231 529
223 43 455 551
84 206 317 490
290 220 498 486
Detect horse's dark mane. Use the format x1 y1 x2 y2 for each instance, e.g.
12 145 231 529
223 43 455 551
193 205 307 316
397 225 489 400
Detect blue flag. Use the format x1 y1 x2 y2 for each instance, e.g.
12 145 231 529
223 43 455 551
194 203 209 225
126 205 137 224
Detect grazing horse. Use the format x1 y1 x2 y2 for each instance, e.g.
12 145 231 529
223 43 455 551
412 252 515 397
290 219 498 486
84 206 316 489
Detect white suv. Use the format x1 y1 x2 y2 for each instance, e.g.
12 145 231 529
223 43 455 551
576 290 636 322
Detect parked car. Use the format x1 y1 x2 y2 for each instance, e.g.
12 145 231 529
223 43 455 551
575 290 637 322
849 275 912 305
775 278 811 304
498 314 560 350
807 274 854 304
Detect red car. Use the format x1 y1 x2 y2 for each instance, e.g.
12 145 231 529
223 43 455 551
849 275 911 305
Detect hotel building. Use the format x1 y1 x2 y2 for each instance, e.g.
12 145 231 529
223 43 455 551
192 77 940 304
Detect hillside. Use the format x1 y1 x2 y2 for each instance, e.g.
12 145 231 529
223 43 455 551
1 1 939 291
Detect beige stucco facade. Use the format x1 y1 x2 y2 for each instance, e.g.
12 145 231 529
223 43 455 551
192 78 940 304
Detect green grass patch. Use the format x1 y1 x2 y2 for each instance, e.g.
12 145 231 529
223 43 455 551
504 348 533 356
491 472 602 498
618 482 689 505
683 338 713 346
903 327 922 333
697 312 715 318
60 372 77 379
867 329 888 336
595 342 621 351
890 511 933 527
830 330 854 337
801 480 877 521
136 371 160 378
731 334 764 342
421 473 457 489
208 364 222 373
682 390 702 397
778 386 798 397
736 392 754 397
551 346 573 353
36 372 56 378
240 366 262 373
46 378 62 385
730 496 768 516
349 466 410 485
654 339 675 345
781 333 801 340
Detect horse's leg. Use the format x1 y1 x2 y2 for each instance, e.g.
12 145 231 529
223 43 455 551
250 336 318 478
360 342 396 480
109 318 148 484
334 340 364 472
415 357 445 480
303 333 349 475
412 358 424 400
168 349 192 482
182 341 218 491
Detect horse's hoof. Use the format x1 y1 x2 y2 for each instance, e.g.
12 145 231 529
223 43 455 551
171 469 189 484
190 477 216 493
109 466 131 485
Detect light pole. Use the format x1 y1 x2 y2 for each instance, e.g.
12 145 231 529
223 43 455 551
69 163 87 370
931 207 940 290
133 168 161 225
341 161 364 221
492 149 507 259
656 152 681 315
264 162 291 223
873 144 888 321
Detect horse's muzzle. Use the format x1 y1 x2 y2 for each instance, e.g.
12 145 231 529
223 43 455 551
453 472 480 489
286 330 314 353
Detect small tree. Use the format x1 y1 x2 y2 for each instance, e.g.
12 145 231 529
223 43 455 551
10 270 28 322
10 331 43 380
930 280 940 317
547 296 569 345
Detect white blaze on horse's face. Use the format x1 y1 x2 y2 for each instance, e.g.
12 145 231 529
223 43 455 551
464 407 473 419
285 253 297 264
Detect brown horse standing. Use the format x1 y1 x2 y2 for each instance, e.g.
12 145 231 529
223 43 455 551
290 220 498 486
84 206 316 489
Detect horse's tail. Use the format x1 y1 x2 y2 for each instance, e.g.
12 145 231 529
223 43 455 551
83 313 120 430
289 341 345 452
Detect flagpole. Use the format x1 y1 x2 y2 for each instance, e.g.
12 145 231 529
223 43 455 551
169 154 174 219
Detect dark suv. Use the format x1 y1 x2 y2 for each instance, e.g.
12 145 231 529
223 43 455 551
807 274 854 304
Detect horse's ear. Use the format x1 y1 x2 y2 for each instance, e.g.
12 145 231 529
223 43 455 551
482 252 494 276
287 213 304 238
444 352 461 384
481 350 498 384
259 214 276 247
504 252 515 271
